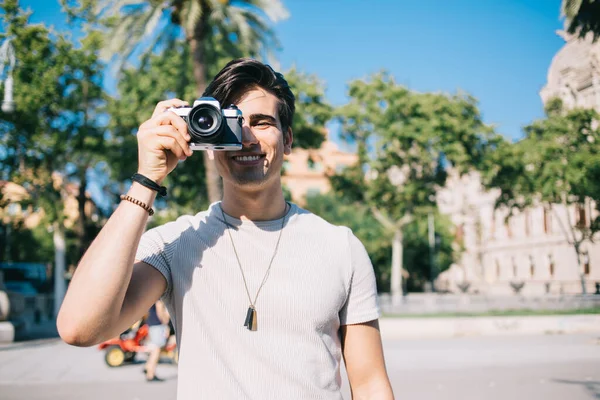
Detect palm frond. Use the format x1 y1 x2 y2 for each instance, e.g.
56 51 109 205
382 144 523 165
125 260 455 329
561 0 583 18
184 1 203 36
237 0 289 22
94 0 146 20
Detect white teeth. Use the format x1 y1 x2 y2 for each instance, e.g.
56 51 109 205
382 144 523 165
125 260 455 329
235 155 260 161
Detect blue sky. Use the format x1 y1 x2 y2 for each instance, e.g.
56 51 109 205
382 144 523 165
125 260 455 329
16 0 565 142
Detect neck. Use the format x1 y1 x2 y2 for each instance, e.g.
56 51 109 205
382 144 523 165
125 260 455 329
221 180 288 221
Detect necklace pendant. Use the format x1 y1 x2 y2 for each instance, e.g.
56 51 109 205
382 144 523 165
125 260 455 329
244 306 257 331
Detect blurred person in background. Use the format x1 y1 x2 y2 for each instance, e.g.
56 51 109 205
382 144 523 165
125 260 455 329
143 300 170 382
57 58 393 399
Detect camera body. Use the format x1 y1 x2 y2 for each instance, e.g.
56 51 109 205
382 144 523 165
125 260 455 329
169 97 243 151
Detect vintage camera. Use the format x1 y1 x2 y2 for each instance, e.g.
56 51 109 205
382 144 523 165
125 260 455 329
169 97 243 151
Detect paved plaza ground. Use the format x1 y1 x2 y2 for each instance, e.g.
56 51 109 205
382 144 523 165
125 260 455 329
0 333 599 399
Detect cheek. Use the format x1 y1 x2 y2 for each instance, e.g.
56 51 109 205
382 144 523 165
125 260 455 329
214 153 229 168
257 130 283 150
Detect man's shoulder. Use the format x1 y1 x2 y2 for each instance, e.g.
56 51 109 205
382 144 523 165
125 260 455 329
146 204 217 236
291 203 353 238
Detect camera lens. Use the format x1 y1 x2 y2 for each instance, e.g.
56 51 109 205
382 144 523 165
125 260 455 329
188 104 222 142
197 114 214 131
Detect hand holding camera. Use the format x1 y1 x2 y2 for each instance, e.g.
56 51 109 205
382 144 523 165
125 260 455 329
136 97 243 185
136 99 193 185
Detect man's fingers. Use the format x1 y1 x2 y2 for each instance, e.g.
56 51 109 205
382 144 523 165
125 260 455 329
156 136 187 161
154 126 193 157
152 99 189 118
148 112 190 140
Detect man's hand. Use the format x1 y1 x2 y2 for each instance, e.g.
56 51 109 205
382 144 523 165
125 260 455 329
137 99 194 184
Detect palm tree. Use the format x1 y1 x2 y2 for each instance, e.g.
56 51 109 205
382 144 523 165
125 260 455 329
96 0 288 202
562 0 600 41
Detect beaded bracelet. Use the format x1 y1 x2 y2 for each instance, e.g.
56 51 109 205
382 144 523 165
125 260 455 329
120 194 154 216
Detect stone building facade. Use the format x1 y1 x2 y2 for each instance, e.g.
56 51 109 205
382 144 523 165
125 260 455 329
281 137 357 205
435 171 599 295
435 30 600 295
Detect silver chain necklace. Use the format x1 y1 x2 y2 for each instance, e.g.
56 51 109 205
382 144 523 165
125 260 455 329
220 203 289 331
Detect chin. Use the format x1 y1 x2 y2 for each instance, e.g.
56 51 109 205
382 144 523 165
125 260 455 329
229 171 277 189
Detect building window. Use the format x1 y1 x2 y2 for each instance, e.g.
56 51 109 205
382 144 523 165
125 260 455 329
529 255 535 278
506 220 513 239
512 257 518 278
583 252 591 276
548 254 555 277
495 259 501 279
544 208 552 234
524 211 531 236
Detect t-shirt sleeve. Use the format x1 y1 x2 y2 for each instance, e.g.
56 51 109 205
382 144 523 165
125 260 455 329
135 224 177 301
339 229 381 325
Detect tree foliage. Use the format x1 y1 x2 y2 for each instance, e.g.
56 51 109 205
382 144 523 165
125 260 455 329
335 72 499 219
283 67 332 150
482 98 600 293
562 0 600 41
0 0 107 265
92 0 288 75
332 72 500 294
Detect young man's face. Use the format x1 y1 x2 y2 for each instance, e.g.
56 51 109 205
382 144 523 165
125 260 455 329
213 87 293 189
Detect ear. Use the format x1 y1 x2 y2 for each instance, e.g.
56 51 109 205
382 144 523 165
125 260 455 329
207 150 215 160
283 127 293 155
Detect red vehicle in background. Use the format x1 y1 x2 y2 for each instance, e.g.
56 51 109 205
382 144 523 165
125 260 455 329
98 321 177 367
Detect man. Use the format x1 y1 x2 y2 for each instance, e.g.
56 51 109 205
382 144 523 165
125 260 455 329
58 58 394 399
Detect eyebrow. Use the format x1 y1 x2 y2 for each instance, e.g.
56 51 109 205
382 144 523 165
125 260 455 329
248 113 277 125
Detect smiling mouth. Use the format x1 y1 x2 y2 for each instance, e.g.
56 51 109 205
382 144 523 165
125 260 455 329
231 154 265 163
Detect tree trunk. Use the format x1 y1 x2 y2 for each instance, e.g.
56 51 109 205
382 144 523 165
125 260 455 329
574 245 588 295
77 170 88 260
189 6 222 203
428 212 436 292
390 229 403 303
77 81 90 259
53 222 66 318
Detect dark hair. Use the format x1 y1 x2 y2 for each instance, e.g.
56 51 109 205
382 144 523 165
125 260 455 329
203 58 295 132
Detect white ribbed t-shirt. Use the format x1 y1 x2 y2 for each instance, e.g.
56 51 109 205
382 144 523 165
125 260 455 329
136 202 380 400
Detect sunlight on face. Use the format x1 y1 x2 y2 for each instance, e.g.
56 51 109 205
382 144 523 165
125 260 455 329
214 88 292 190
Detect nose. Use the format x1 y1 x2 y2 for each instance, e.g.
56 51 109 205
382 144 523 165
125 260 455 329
241 125 259 148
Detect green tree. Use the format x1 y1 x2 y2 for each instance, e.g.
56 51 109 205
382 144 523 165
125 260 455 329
283 67 332 150
483 98 600 294
0 0 107 312
93 0 288 203
333 72 500 298
562 0 600 41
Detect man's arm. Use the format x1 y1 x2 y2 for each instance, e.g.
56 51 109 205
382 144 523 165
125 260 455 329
341 319 394 400
57 98 192 347
57 182 167 346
